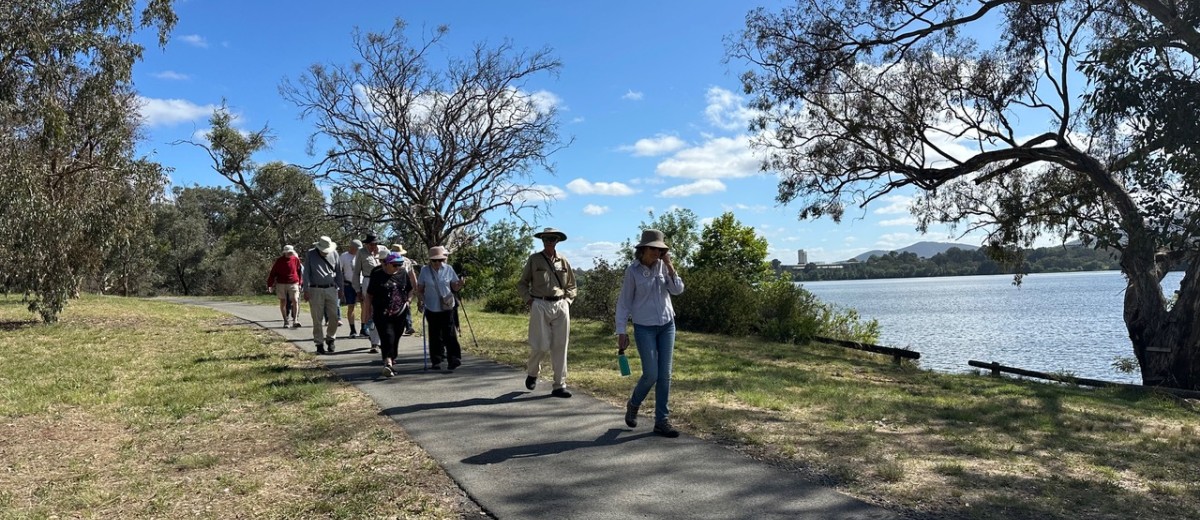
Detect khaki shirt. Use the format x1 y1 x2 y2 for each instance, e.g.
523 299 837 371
353 246 382 293
517 252 577 302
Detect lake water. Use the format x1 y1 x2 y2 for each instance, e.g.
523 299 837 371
799 271 1186 384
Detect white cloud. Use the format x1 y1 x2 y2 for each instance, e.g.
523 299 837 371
876 233 918 249
620 134 687 157
529 89 563 114
655 136 762 179
152 70 190 81
704 86 757 131
179 34 209 48
583 204 610 215
659 179 726 197
137 97 217 127
622 90 644 101
566 178 637 196
873 195 914 215
879 216 917 227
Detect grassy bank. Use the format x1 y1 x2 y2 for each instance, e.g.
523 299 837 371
0 295 481 519
457 303 1200 520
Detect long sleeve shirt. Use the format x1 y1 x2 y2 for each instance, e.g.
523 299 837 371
302 247 344 289
517 251 577 302
267 255 301 287
353 247 381 293
614 259 685 334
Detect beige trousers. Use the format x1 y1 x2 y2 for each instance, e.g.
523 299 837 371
525 299 570 389
309 286 340 345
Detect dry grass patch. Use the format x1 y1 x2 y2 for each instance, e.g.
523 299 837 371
0 294 482 519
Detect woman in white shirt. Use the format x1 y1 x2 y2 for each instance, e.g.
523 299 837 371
416 246 465 371
615 229 685 438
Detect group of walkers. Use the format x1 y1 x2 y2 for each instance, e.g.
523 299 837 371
266 234 464 378
266 227 686 438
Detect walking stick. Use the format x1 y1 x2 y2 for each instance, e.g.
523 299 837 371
456 293 480 350
421 308 429 371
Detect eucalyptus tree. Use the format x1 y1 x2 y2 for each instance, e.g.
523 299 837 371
692 212 771 283
619 208 702 268
731 1 1200 388
0 0 175 321
181 104 326 249
280 18 568 253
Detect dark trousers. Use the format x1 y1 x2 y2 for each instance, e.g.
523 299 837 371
425 309 461 365
374 311 406 362
402 305 413 332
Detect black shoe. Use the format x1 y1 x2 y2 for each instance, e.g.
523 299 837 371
525 376 537 390
429 362 442 370
624 403 639 428
325 339 335 353
404 328 416 336
316 345 326 355
654 420 680 438
551 388 572 398
448 359 461 370
349 326 357 337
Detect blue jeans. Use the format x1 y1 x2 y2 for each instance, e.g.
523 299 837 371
629 321 675 423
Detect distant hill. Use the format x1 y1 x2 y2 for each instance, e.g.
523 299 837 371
850 241 978 262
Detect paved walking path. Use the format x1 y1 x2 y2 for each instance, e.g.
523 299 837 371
178 299 898 519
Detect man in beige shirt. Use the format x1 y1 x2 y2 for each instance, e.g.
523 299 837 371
517 227 578 397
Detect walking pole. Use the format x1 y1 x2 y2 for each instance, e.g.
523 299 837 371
456 293 480 350
421 309 429 371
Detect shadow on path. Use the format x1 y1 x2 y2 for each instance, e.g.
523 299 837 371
462 428 654 465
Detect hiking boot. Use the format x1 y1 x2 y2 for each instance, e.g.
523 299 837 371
551 388 572 398
325 339 336 353
525 376 537 390
349 326 357 337
654 420 680 438
316 344 326 355
624 403 639 428
448 359 461 371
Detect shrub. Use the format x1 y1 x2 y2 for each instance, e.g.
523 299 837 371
572 258 624 324
673 267 758 336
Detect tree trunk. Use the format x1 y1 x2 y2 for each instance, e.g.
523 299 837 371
1124 246 1200 390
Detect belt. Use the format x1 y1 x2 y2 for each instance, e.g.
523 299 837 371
310 284 335 289
533 295 563 301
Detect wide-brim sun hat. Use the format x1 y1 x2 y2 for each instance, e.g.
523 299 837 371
316 236 337 253
428 246 450 260
636 229 669 250
390 244 407 254
363 234 378 245
533 227 567 242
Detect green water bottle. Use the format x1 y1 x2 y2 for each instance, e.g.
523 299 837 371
618 353 632 377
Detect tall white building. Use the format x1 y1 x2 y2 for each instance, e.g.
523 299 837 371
797 249 808 265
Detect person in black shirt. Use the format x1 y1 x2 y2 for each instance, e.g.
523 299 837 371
366 251 415 376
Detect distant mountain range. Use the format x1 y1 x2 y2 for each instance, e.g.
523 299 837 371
849 241 978 262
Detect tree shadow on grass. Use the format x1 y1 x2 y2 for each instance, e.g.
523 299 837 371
0 319 39 331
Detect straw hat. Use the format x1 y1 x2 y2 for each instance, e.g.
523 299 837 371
534 227 567 242
427 246 450 260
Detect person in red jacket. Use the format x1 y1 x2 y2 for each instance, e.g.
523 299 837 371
267 245 303 328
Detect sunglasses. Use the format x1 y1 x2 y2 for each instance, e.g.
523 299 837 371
542 237 559 242
430 259 445 263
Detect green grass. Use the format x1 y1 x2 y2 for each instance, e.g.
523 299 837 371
0 294 478 519
457 301 1200 520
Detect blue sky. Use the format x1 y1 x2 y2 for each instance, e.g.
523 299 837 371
132 0 979 266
